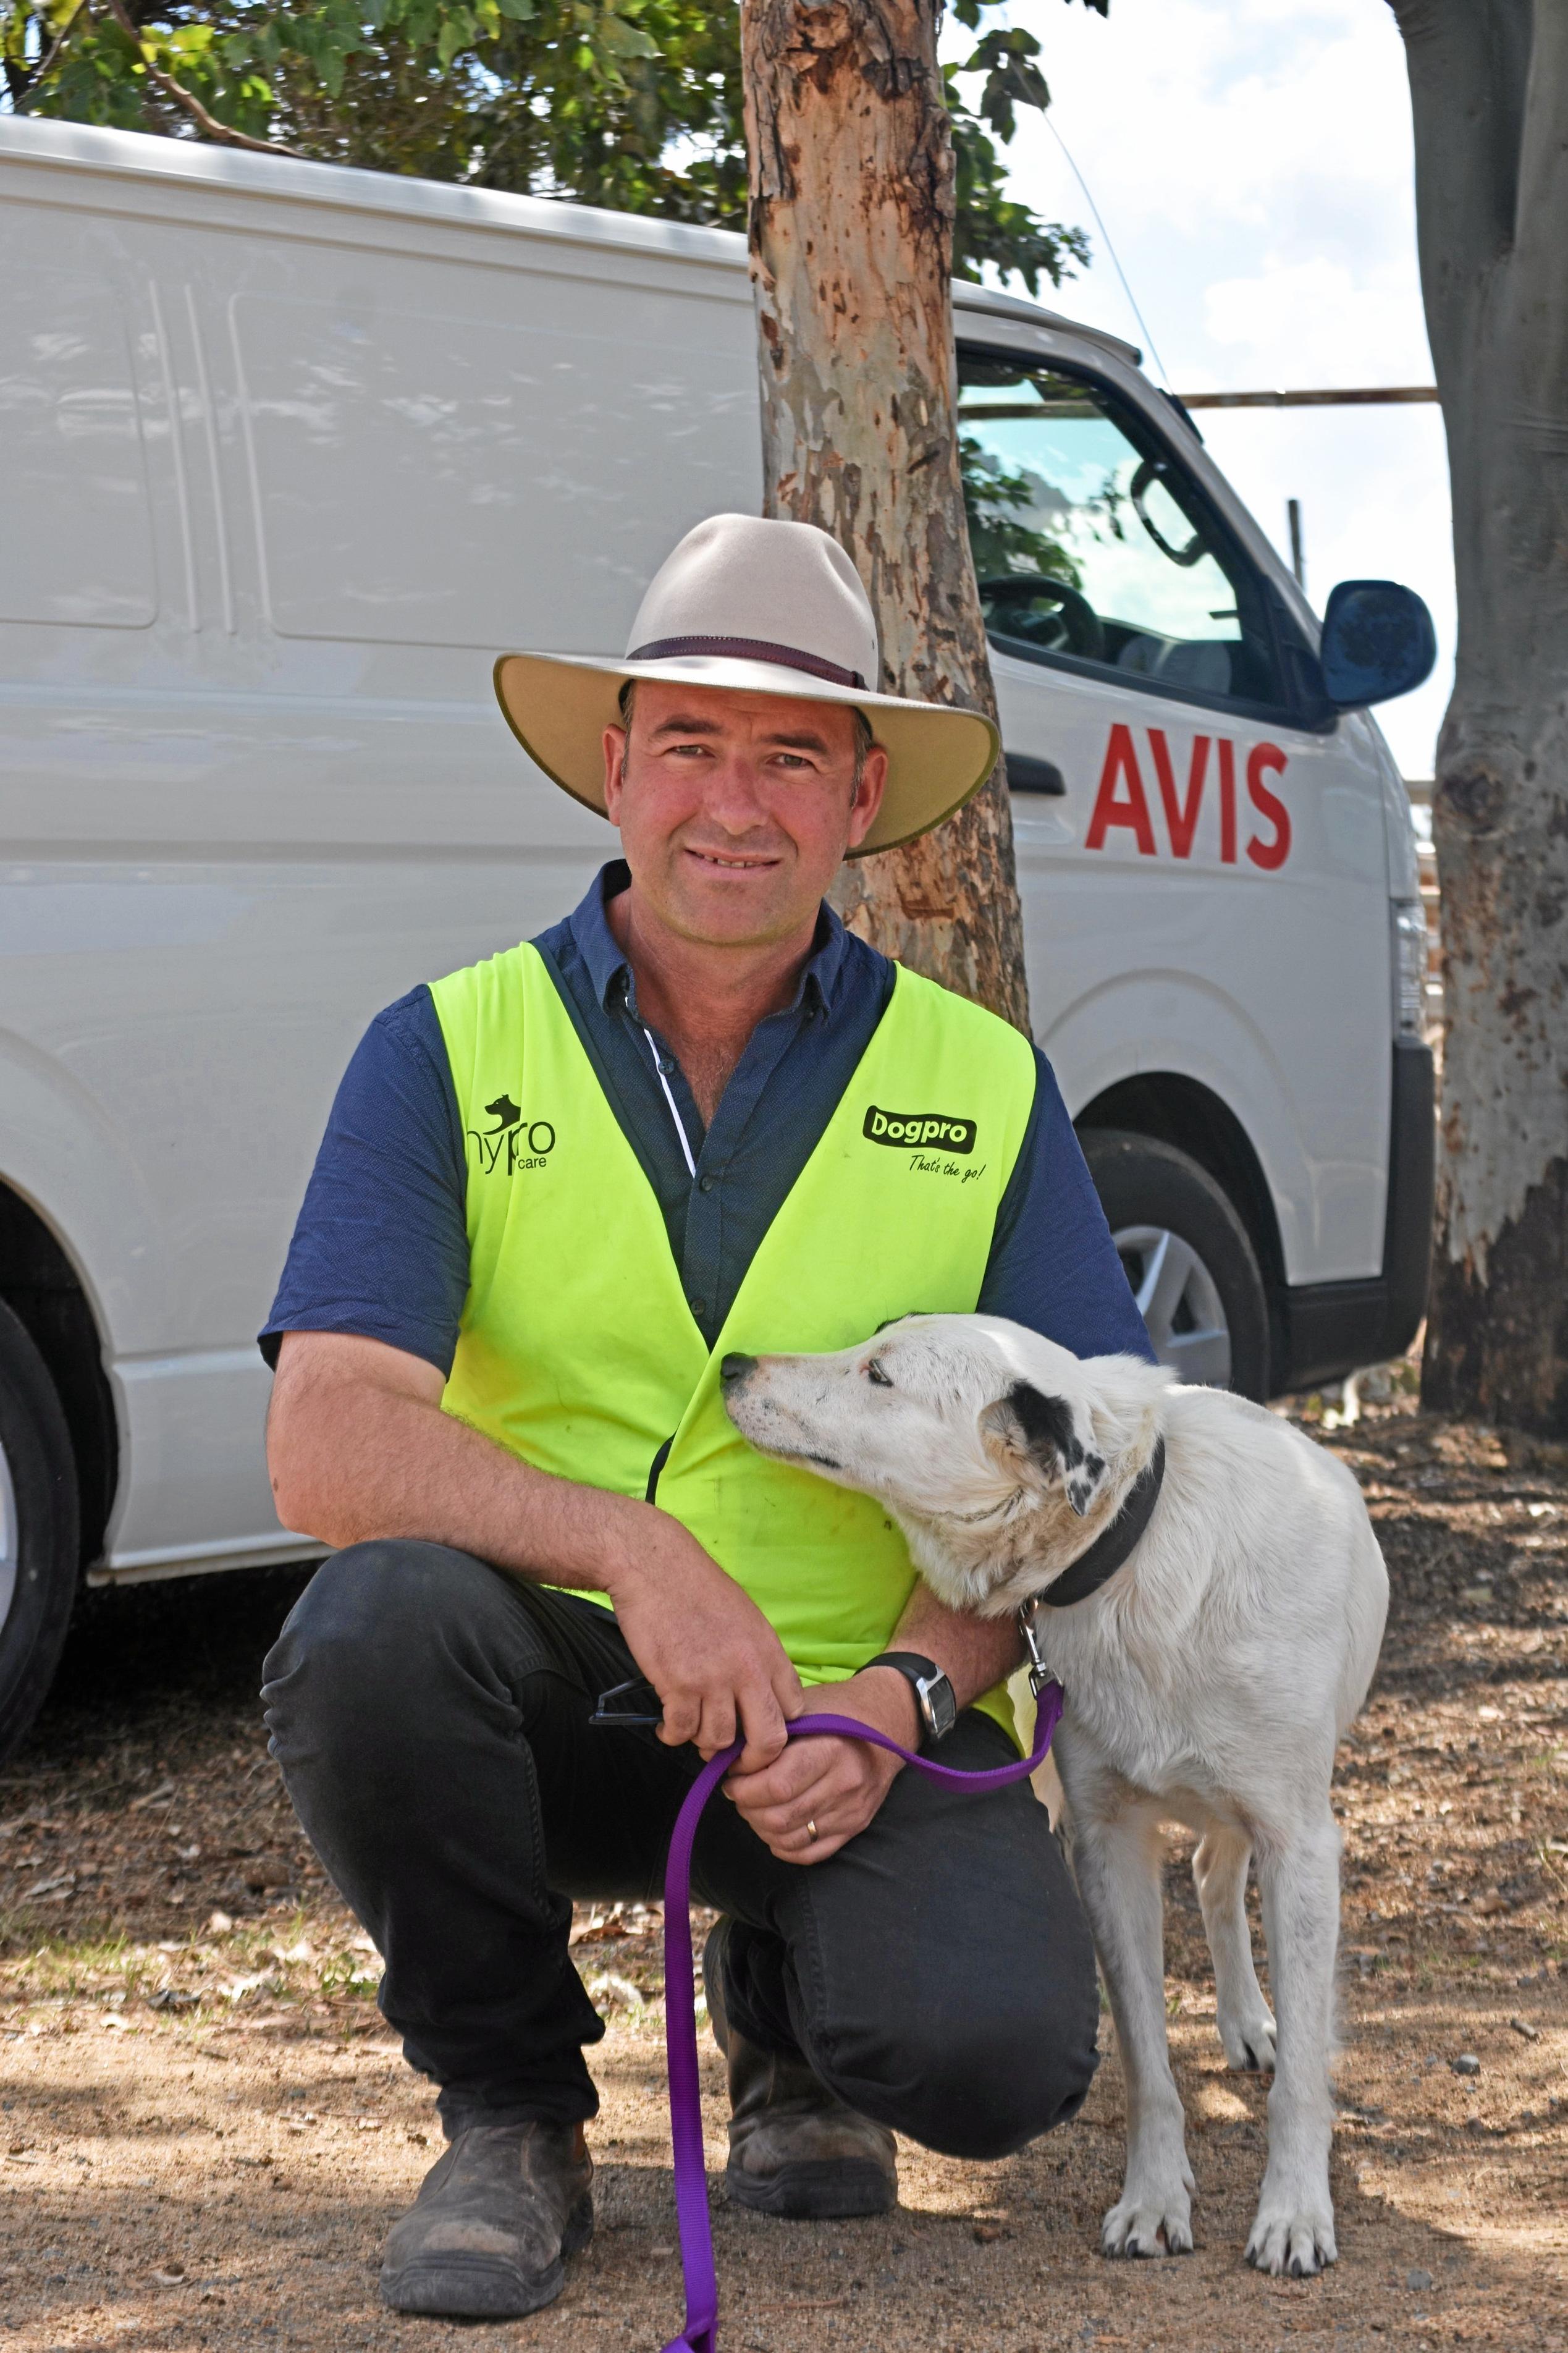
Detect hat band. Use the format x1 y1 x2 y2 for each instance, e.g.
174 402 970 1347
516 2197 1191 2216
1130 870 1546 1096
628 635 868 692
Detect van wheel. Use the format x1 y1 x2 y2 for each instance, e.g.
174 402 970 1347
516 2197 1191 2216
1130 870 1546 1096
0 1301 80 1763
1081 1130 1270 1401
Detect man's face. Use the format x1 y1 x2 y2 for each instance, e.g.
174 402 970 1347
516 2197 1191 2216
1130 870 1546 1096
602 683 887 949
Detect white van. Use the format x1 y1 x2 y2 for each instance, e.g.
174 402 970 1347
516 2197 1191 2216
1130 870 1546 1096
0 117 1435 1753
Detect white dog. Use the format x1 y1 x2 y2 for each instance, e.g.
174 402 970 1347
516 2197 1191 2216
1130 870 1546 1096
722 1315 1387 2277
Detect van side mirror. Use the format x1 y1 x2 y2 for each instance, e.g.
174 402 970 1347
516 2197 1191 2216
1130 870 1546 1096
1318 580 1436 710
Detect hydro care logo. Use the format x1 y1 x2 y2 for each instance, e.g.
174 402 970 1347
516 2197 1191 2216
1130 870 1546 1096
468 1092 557 1176
863 1104 977 1156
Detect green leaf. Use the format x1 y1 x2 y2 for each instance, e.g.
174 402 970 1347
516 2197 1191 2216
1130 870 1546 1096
437 14 473 69
594 11 656 59
164 22 216 61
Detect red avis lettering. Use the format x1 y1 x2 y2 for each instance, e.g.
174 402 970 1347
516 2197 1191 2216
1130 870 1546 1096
1148 729 1210 859
1084 725 1290 868
1244 741 1291 871
1218 736 1237 865
1082 723 1156 855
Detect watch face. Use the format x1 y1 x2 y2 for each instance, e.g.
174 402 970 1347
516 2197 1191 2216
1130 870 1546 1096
919 1673 958 1739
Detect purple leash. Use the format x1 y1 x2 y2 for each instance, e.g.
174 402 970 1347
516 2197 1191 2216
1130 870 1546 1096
657 1679 1065 2353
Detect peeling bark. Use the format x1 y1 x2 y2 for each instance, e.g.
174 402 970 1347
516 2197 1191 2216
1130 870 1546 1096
741 0 1029 1029
1391 0 1568 1432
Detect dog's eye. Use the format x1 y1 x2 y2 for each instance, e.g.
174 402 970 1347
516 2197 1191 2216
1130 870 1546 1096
866 1359 893 1388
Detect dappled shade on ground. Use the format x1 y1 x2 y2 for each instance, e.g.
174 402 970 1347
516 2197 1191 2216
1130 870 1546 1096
0 1396 1563 2349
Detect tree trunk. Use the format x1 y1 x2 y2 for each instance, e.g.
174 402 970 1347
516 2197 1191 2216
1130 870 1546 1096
741 0 1029 1031
1390 0 1568 1432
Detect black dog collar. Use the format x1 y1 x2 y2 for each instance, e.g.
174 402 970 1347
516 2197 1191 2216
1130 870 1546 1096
1026 1436 1167 1616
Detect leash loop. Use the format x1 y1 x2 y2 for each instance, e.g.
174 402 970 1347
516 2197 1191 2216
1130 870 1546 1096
657 1682 1064 2353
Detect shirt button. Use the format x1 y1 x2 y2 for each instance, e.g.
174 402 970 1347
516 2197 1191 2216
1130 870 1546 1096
689 1297 707 1319
699 1175 714 1193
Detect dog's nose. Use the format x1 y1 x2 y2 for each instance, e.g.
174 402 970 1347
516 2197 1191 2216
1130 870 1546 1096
720 1353 756 1385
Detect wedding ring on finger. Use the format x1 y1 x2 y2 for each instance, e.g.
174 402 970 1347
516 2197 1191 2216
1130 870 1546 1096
804 1818 819 1844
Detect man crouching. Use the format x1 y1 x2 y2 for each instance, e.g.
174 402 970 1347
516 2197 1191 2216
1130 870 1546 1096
258 515 1151 2319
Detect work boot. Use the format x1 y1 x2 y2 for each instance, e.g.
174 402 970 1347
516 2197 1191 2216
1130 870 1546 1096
379 2118 593 2318
704 1920 897 2219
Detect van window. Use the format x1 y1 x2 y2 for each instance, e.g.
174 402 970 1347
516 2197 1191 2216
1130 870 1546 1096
0 263 156 630
958 356 1283 712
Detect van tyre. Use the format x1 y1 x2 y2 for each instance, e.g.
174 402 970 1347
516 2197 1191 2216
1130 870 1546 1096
0 1300 80 1764
1082 1130 1270 1402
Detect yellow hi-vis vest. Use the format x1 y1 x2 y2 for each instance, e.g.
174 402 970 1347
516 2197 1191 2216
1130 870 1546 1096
429 942 1038 1738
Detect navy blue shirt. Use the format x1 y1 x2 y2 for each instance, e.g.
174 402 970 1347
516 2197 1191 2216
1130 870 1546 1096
261 864 1151 1372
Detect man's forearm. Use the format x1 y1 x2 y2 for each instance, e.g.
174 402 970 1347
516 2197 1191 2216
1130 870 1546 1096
848 1581 1024 1757
269 1329 805 1766
268 1336 647 1594
889 1584 1026 1713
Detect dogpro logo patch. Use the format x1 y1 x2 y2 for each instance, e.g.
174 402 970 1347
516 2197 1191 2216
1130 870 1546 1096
862 1104 977 1155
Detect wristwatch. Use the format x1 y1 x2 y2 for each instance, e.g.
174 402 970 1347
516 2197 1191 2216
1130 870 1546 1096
864 1650 958 1741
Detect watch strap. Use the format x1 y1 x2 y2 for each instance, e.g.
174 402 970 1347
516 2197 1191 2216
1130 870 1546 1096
865 1650 943 1683
864 1650 958 1738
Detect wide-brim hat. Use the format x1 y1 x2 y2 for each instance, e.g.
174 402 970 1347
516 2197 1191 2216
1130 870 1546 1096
493 513 999 856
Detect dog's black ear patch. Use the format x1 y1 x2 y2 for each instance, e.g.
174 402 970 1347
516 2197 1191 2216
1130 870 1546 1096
1065 1453 1106 1518
998 1386 1109 1516
1004 1382 1084 1473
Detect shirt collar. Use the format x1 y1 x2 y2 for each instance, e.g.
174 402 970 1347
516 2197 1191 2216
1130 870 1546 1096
567 861 851 1023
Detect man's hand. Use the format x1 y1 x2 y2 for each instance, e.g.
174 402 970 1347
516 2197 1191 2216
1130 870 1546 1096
722 1665 919 1863
603 1511 804 1770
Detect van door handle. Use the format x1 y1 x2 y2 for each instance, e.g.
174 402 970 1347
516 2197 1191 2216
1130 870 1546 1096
1006 754 1066 796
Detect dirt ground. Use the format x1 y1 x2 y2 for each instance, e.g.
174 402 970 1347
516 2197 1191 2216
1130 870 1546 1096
1 1387 1564 2352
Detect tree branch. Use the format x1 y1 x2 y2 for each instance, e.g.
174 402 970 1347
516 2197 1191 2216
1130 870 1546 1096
98 0 305 158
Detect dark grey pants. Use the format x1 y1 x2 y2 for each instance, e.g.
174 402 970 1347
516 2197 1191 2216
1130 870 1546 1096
261 1540 1098 2157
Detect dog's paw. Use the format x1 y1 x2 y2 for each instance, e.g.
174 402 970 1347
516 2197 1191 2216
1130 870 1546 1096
1101 2187 1194 2260
1217 2004 1277 2074
1245 2201 1337 2278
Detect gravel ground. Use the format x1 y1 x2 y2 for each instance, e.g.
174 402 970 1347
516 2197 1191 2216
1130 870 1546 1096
0 1390 1564 2351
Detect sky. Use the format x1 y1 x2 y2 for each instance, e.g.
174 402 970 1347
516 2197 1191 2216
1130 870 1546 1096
956 0 1451 779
